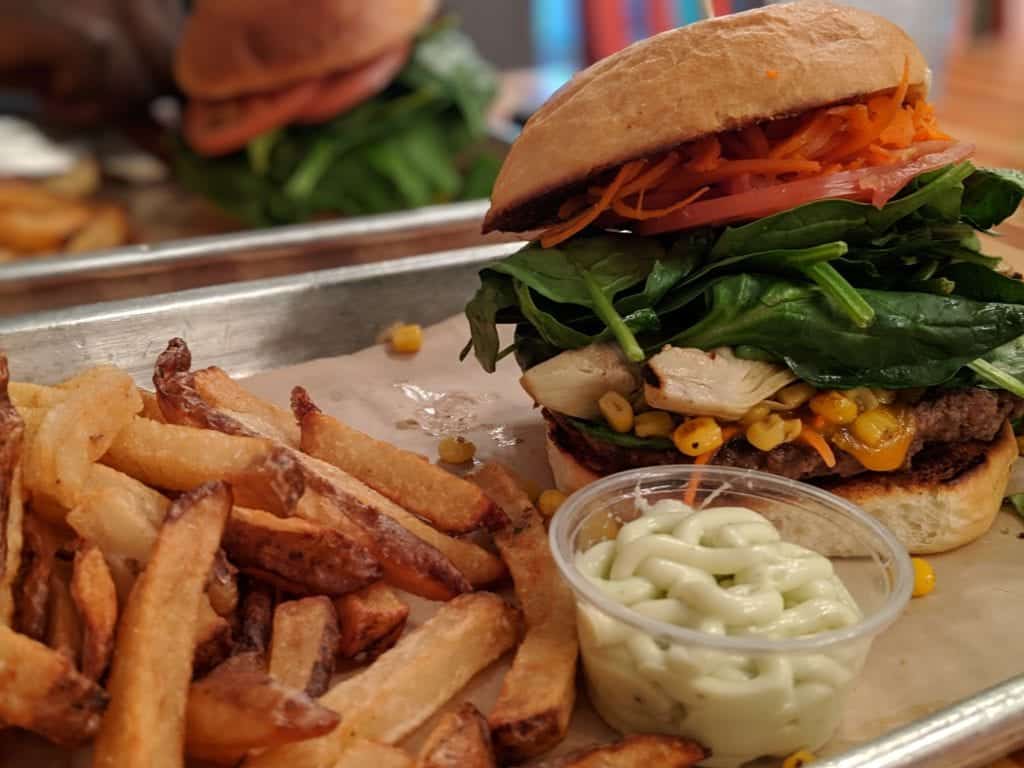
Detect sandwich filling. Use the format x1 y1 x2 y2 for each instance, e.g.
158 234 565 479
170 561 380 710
463 81 1024 484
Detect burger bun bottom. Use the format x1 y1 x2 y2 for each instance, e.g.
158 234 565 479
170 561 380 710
545 422 1017 556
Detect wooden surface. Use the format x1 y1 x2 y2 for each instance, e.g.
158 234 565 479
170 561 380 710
936 39 1024 270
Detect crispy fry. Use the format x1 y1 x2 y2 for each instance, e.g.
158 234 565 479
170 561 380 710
269 596 338 697
65 204 129 253
208 549 239 618
0 625 108 746
71 542 118 680
334 582 409 661
8 381 66 409
47 562 82 662
472 463 579 762
14 516 56 640
102 417 287 507
293 387 501 534
237 579 276 656
0 358 25 625
195 597 233 677
0 200 92 253
223 446 306 518
194 365 301 447
226 506 380 597
533 735 708 768
139 389 167 422
24 365 141 509
246 592 520 768
92 482 232 768
41 156 101 199
416 703 496 768
186 656 340 766
337 740 414 768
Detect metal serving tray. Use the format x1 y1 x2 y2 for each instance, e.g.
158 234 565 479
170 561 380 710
0 200 518 317
1 242 1022 768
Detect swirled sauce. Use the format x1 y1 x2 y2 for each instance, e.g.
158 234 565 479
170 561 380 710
575 499 867 767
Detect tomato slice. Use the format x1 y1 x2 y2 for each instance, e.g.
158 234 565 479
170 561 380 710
635 142 975 235
297 45 411 124
183 80 320 157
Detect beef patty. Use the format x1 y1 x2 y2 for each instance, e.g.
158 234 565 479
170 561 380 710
546 388 1024 482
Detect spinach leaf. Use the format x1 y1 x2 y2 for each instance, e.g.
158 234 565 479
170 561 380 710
668 274 1024 388
940 263 1024 303
710 162 975 258
463 274 519 372
961 168 1024 230
567 416 675 450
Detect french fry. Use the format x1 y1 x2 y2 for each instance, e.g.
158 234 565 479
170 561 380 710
195 597 233 677
269 596 338 697
92 482 232 768
71 542 118 680
226 506 380 597
334 582 409 661
237 579 276 656
186 656 340 766
8 381 66 409
193 365 301 447
47 562 83 662
292 387 502 534
246 592 520 768
0 200 92 253
208 549 240 618
471 463 579 762
139 389 167 422
65 204 129 253
223 446 306 518
14 516 56 640
24 365 141 509
0 357 25 625
416 703 496 768
0 624 108 746
149 340 501 593
337 740 414 768
533 735 707 768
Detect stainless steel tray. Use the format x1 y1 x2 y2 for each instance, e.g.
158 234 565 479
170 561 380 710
0 200 518 317
1 242 1022 768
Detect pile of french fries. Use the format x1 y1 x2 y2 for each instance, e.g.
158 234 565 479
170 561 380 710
0 338 708 768
0 159 129 261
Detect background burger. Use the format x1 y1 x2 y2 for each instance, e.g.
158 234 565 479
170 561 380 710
462 0 1024 555
173 0 501 225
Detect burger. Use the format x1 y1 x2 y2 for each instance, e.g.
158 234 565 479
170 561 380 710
171 0 501 225
462 0 1024 554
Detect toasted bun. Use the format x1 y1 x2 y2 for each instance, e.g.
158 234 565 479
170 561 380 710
174 0 438 99
485 0 928 233
545 423 1017 555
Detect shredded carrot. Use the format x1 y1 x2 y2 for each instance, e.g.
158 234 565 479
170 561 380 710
540 160 645 248
765 69 779 79
866 143 893 165
682 427 739 506
686 136 722 172
611 186 710 220
769 111 834 159
810 414 827 431
618 152 682 198
798 427 836 468
879 105 915 147
823 57 910 163
741 125 772 158
557 196 590 220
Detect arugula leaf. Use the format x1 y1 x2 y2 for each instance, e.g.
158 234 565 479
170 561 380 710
668 274 1024 388
566 416 675 450
961 168 1024 230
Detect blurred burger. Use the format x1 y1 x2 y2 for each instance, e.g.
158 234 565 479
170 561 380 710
462 0 1024 554
173 0 501 225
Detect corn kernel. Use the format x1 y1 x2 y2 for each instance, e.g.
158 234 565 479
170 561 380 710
782 418 802 443
776 382 816 409
390 323 423 353
851 407 901 448
746 414 786 451
809 391 858 425
846 387 880 412
740 404 772 426
673 417 723 457
635 410 675 438
438 435 475 464
537 489 568 518
911 557 935 597
599 391 634 434
783 750 816 768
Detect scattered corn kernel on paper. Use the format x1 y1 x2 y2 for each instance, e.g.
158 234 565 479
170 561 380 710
237 313 1024 760
6 313 1024 766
